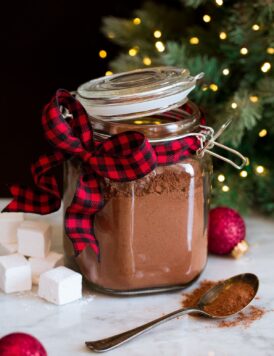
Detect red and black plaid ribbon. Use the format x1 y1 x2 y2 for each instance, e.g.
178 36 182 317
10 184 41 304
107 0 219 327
3 89 204 257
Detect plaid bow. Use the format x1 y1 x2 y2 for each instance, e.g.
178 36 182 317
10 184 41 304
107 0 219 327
3 89 204 257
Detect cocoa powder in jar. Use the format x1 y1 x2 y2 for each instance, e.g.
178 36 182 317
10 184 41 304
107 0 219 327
65 157 208 291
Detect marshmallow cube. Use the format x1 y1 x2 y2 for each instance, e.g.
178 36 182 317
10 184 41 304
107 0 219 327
0 213 24 243
29 252 64 285
17 221 51 258
0 254 31 293
38 266 82 305
0 242 17 256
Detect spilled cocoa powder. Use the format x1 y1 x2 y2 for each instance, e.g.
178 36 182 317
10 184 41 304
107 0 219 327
218 306 265 328
182 280 265 328
183 280 216 308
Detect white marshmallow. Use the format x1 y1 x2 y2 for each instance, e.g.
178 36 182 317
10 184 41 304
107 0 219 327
0 242 17 255
38 266 82 305
29 252 64 285
0 213 24 243
0 253 31 293
17 221 51 258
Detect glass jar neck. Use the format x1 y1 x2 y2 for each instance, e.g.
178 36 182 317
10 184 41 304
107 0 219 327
89 100 201 143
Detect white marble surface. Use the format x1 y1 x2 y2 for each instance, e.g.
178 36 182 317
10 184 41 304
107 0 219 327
0 199 274 356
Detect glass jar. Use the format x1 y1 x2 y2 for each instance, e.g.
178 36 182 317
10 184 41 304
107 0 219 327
63 67 212 295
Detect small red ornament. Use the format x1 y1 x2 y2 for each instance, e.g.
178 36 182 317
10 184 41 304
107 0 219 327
0 332 47 356
208 207 248 258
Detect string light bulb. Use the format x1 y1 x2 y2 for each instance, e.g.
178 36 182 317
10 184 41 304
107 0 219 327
99 50 107 59
217 174 225 182
203 14 211 23
259 129 267 137
261 62 271 72
231 102 238 109
107 32 115 39
189 37 199 45
240 47 248 55
252 24 260 31
128 48 138 56
240 171 248 178
222 185 230 192
222 68 230 75
256 165 265 174
246 157 250 166
105 71 113 76
153 30 162 38
249 95 258 103
133 17 141 25
155 41 165 52
219 32 227 40
210 83 218 92
143 56 152 66
267 48 274 54
215 0 223 5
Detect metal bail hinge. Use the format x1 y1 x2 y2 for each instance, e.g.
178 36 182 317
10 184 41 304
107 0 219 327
196 121 247 170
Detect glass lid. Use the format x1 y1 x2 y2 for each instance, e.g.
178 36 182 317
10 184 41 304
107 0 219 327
76 67 203 120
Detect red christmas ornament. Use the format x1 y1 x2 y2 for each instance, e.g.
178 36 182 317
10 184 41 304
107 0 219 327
208 207 248 258
0 333 47 356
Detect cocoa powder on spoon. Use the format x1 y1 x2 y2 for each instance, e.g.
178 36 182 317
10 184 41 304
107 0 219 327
182 280 265 327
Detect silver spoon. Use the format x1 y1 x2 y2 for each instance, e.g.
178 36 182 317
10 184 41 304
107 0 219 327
86 273 259 353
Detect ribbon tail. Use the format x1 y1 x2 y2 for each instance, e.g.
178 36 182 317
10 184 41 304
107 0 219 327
2 184 61 214
65 212 100 258
64 172 104 258
2 151 68 215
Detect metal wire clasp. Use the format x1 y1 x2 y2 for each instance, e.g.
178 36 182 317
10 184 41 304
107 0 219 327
60 105 73 119
196 121 247 170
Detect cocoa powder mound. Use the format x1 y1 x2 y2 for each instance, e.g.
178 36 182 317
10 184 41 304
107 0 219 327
102 167 196 199
203 281 255 316
182 280 265 328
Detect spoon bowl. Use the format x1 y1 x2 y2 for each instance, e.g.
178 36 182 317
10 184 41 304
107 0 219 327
198 273 259 318
86 273 259 352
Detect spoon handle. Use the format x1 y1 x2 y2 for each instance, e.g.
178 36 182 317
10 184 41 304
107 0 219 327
85 307 197 352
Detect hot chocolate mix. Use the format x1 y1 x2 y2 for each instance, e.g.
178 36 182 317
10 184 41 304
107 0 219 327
182 280 265 328
64 158 208 291
203 281 255 316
